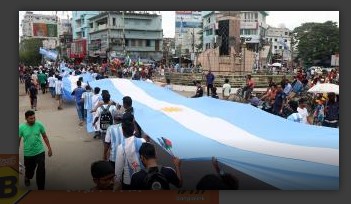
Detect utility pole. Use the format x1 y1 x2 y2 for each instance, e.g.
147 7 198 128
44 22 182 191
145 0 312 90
243 42 246 74
192 27 195 67
122 11 126 57
179 36 182 68
107 11 110 63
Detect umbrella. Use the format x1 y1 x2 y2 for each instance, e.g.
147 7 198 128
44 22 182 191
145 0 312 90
308 83 339 95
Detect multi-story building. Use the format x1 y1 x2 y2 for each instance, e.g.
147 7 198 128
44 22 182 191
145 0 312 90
199 11 270 73
71 11 99 62
88 11 163 61
202 11 221 51
239 11 269 70
174 11 202 58
71 11 99 39
265 26 291 61
20 11 59 49
239 11 269 45
59 19 72 35
201 11 268 49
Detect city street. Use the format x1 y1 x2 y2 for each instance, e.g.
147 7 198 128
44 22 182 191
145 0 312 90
18 82 276 190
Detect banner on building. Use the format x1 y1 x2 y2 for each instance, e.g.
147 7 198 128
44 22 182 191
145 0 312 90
33 23 58 37
331 54 339 66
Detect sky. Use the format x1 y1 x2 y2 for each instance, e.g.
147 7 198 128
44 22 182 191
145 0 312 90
19 11 339 38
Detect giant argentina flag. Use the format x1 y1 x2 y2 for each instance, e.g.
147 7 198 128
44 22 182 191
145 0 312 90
62 73 94 102
87 78 339 190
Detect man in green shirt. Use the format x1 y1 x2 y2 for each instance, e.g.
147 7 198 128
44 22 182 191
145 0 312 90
19 110 53 190
37 70 48 94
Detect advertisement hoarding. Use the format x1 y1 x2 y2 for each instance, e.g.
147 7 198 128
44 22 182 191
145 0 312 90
32 23 58 37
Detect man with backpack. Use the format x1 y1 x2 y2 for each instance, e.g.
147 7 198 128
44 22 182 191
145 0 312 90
130 142 182 190
92 93 117 141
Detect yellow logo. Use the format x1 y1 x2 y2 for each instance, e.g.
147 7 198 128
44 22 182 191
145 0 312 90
161 107 182 112
0 166 28 203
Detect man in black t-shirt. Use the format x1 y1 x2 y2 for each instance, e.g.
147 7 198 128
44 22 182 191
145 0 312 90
130 143 182 190
29 82 38 111
191 81 204 98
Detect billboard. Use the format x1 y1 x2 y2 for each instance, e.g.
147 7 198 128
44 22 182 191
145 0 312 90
33 23 58 37
175 11 202 37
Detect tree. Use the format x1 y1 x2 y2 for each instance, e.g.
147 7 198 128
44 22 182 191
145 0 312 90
292 21 339 68
195 22 203 52
19 38 43 66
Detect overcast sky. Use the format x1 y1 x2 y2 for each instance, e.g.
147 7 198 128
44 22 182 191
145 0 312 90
19 11 339 38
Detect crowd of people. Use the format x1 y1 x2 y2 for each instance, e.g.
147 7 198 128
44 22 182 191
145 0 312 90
252 67 339 128
19 62 240 190
18 61 338 191
187 67 339 129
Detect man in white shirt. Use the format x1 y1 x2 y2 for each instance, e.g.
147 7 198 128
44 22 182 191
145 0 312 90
47 73 57 98
222 78 231 100
115 115 146 190
287 100 303 123
55 76 64 110
103 115 124 169
297 98 310 124
91 87 102 138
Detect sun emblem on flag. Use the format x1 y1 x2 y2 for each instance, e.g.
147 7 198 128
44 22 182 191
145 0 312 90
161 107 182 112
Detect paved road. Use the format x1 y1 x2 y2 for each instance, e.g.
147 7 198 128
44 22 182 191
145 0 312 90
18 82 277 190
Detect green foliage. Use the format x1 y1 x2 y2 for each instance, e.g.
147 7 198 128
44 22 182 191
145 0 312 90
292 21 339 67
196 22 203 52
19 38 43 66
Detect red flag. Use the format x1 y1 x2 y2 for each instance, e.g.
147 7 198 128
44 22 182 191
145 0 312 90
162 137 172 149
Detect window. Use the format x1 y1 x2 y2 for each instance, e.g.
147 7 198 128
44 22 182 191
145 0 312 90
206 29 213 36
274 38 277 42
207 17 210 23
279 46 282 49
284 39 287 42
113 18 116 26
82 32 85 38
125 39 129 46
285 32 288 36
270 38 272 42
146 40 151 47
274 46 277 49
243 29 257 35
155 40 160 51
131 39 136 46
